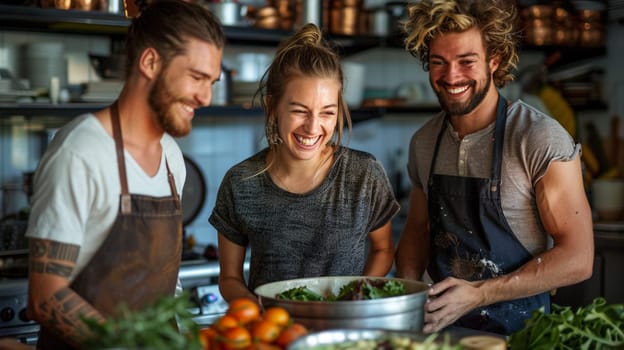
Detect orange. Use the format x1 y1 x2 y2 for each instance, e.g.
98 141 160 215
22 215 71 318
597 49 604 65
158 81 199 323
220 326 252 350
213 314 239 333
226 298 261 325
275 323 308 347
262 306 291 327
250 319 282 343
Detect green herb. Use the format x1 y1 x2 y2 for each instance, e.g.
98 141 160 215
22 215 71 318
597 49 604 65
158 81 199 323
508 297 624 350
82 292 201 350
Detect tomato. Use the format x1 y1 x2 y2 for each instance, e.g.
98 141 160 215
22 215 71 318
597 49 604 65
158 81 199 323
275 323 308 347
250 319 282 343
220 326 252 350
226 298 261 325
262 306 291 327
214 314 239 333
199 326 219 350
247 342 282 350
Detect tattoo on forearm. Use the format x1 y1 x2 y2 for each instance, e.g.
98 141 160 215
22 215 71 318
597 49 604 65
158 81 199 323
29 239 79 278
38 287 103 346
30 261 73 277
48 242 80 261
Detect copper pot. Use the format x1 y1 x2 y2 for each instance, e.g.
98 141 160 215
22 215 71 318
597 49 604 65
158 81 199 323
75 0 97 10
578 21 605 47
331 6 359 35
578 8 604 23
329 0 364 35
522 4 553 20
54 0 72 9
553 25 578 47
254 6 279 29
524 18 553 46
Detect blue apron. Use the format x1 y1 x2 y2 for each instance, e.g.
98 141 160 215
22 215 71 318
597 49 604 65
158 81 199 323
426 95 550 335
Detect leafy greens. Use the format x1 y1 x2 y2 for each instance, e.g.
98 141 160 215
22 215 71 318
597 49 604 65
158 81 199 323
508 297 624 350
276 279 406 301
81 292 201 350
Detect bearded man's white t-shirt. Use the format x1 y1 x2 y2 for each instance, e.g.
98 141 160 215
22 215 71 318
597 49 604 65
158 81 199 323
26 114 186 282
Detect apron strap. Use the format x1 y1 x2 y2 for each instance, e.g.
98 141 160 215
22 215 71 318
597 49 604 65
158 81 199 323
111 101 132 214
428 116 448 187
428 94 508 191
490 95 508 191
165 161 180 210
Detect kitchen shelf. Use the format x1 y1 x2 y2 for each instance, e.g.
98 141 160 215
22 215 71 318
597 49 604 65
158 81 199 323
0 102 442 124
0 4 607 120
519 44 607 69
0 4 130 36
0 4 386 54
0 103 264 118
2 4 607 58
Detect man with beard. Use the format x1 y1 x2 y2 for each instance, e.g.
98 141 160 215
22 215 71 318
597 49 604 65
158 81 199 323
395 0 593 335
24 1 224 348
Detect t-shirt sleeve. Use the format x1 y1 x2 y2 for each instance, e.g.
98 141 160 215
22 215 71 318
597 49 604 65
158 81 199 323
208 170 249 247
522 115 579 185
25 147 94 247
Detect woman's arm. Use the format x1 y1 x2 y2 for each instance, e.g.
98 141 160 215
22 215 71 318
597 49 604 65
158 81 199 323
217 233 256 302
363 221 395 276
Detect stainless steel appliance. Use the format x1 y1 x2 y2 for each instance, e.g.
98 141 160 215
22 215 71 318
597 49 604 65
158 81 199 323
0 277 39 345
180 258 250 326
180 259 233 327
0 255 248 344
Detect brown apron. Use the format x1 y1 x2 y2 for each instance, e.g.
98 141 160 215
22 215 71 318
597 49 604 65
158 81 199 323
37 102 183 349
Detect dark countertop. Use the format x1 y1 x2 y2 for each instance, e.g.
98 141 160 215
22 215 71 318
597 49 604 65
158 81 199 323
553 223 624 308
594 222 624 249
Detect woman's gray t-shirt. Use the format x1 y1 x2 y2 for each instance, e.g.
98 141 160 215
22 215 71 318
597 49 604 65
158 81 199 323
209 146 400 290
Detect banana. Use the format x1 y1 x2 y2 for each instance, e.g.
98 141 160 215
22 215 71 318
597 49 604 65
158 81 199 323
539 85 577 138
581 143 600 176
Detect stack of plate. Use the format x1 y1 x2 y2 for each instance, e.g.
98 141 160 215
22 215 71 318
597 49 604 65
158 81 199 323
231 81 258 107
23 42 67 92
0 68 36 103
81 80 124 102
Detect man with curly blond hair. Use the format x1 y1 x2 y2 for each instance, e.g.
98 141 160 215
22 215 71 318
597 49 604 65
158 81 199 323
395 0 593 335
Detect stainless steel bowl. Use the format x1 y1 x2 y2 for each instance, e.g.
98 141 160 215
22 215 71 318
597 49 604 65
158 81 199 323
254 276 429 331
287 329 453 350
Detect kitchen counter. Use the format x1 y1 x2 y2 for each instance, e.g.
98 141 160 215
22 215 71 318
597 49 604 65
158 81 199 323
551 224 624 308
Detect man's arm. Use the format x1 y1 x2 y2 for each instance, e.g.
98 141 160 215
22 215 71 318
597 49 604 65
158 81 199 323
27 238 104 348
483 156 594 300
423 156 594 332
395 187 430 280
